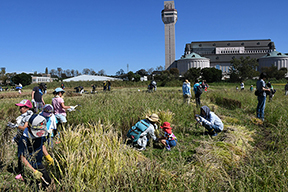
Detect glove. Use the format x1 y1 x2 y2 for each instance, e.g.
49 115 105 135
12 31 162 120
33 170 43 180
7 122 18 128
45 155 54 166
31 99 36 108
67 105 76 112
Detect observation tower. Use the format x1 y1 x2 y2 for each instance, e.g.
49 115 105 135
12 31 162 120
162 1 178 69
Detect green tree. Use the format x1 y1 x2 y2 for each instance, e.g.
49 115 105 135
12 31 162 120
184 68 201 82
45 67 48 74
201 67 222 82
262 66 287 80
169 68 179 76
127 71 135 81
11 73 32 86
134 74 141 82
229 56 258 81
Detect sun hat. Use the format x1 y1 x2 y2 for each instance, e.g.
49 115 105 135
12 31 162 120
161 122 172 134
28 114 48 138
42 104 54 117
146 113 159 123
54 87 65 93
15 99 33 109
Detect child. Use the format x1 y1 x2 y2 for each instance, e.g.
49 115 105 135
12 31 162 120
250 85 254 92
40 104 58 147
159 122 177 151
52 88 76 127
195 106 224 136
7 99 34 144
18 114 52 189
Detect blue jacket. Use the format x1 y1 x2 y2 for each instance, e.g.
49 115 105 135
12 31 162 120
182 82 191 96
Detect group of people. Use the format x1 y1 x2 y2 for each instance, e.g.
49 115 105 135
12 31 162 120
182 79 208 106
127 105 224 151
6 84 76 190
103 80 111 91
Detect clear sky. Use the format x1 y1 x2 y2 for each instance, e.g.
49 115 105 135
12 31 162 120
1 0 288 75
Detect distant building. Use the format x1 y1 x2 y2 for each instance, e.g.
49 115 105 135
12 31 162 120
180 39 276 74
63 75 122 82
168 52 210 75
32 74 53 84
258 51 288 71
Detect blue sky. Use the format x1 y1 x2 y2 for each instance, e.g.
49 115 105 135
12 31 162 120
1 0 287 75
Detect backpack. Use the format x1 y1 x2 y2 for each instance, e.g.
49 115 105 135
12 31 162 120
127 120 151 142
196 85 202 95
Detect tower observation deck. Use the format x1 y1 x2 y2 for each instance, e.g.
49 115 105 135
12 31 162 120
162 1 177 70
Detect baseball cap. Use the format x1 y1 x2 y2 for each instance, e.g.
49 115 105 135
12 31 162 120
28 114 48 138
15 99 33 109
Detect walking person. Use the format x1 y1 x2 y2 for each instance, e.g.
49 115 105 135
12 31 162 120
193 79 202 107
256 73 270 122
31 83 46 113
240 82 244 91
285 81 288 96
107 80 111 91
182 79 191 104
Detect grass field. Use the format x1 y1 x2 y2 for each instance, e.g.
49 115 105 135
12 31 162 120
0 84 288 191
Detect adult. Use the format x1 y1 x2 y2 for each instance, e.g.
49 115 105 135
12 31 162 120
151 80 157 91
240 82 244 91
285 81 288 96
182 79 191 104
103 81 107 91
107 80 111 91
195 105 224 136
193 79 202 107
127 113 159 151
31 83 46 113
256 72 270 121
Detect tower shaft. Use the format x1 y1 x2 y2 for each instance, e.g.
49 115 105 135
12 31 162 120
162 1 177 70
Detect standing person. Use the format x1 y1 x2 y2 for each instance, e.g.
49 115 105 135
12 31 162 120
17 114 52 190
61 82 65 89
256 73 270 121
193 79 202 107
52 88 76 128
6 99 34 144
285 81 288 96
31 83 46 113
107 80 111 91
250 85 254 92
40 104 58 148
182 79 191 104
159 122 177 151
103 81 107 91
240 82 244 91
127 113 159 151
195 105 224 136
91 84 96 93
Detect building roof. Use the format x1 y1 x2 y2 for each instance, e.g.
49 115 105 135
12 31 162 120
260 51 288 58
180 52 209 60
63 75 122 82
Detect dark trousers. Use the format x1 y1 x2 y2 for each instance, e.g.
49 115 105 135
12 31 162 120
195 93 201 107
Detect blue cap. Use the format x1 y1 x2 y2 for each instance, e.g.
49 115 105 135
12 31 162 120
54 87 65 93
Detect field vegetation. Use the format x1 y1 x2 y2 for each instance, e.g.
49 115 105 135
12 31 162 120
0 83 288 191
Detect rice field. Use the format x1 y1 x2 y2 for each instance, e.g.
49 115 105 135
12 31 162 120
1 84 288 191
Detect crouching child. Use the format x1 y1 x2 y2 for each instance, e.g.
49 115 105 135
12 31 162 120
195 106 224 136
127 113 159 151
159 122 177 151
18 114 52 190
